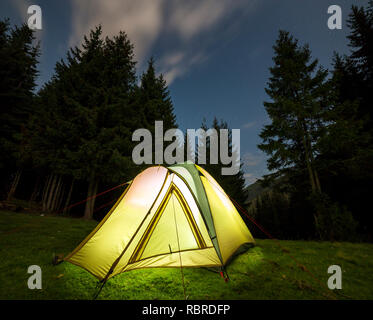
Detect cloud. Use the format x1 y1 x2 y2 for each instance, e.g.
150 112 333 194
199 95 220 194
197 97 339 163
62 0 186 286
243 152 264 167
159 0 253 84
162 52 185 66
11 0 30 19
244 173 258 185
68 0 257 84
242 121 256 129
167 0 230 40
160 51 207 84
69 0 164 64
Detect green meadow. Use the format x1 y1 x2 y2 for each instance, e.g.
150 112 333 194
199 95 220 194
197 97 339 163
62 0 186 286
0 210 372 300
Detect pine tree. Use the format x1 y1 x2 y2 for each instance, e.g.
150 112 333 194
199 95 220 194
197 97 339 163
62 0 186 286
328 1 373 178
258 30 334 225
139 58 177 130
333 1 373 132
322 1 373 238
0 19 40 198
347 2 373 84
137 58 178 165
72 27 138 219
29 26 139 218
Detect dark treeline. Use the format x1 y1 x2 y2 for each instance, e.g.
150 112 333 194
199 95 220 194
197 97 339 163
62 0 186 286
0 22 247 220
0 24 179 219
249 2 373 241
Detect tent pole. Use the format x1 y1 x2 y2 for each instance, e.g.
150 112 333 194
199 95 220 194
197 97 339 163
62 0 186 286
93 279 107 300
171 188 187 300
223 267 230 282
180 261 187 300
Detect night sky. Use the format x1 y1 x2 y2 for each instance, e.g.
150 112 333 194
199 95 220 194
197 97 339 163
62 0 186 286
1 0 356 184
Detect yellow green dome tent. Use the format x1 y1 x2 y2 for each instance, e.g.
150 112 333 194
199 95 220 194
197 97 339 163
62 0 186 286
64 162 255 283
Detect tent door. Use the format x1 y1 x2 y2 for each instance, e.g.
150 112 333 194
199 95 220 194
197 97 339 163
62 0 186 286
128 183 206 264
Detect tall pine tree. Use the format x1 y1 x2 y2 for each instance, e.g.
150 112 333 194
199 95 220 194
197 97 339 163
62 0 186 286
323 1 373 238
139 57 177 130
137 57 178 165
29 26 139 218
0 19 39 199
258 30 332 227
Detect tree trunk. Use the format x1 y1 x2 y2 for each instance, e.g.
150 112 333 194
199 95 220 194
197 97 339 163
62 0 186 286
51 176 63 212
84 175 98 219
42 175 53 211
299 119 322 230
30 176 41 202
304 125 322 194
56 181 66 212
63 178 75 214
46 174 58 212
299 119 320 194
308 145 322 193
7 169 22 200
302 133 317 193
42 175 50 205
313 170 321 193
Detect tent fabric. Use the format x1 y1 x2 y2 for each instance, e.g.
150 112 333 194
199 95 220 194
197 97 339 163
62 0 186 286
168 162 223 263
65 163 255 281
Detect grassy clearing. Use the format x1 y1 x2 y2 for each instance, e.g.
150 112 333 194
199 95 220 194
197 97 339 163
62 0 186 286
0 210 372 300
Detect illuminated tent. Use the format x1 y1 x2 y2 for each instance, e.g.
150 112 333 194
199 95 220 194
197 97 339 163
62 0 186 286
64 162 255 282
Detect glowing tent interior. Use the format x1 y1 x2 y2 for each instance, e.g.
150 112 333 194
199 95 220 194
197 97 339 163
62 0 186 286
64 162 255 284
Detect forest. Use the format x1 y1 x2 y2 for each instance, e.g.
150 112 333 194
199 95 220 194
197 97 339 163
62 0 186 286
247 2 373 241
1 2 372 242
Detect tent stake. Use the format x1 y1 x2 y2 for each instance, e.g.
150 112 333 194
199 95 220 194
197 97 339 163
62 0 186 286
93 280 107 300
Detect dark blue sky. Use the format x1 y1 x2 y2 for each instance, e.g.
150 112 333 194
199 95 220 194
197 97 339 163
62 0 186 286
1 0 357 184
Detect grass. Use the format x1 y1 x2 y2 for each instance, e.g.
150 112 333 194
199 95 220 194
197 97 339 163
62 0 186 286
0 210 372 300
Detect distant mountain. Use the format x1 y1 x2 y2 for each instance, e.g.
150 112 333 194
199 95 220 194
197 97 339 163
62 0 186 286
245 180 269 203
